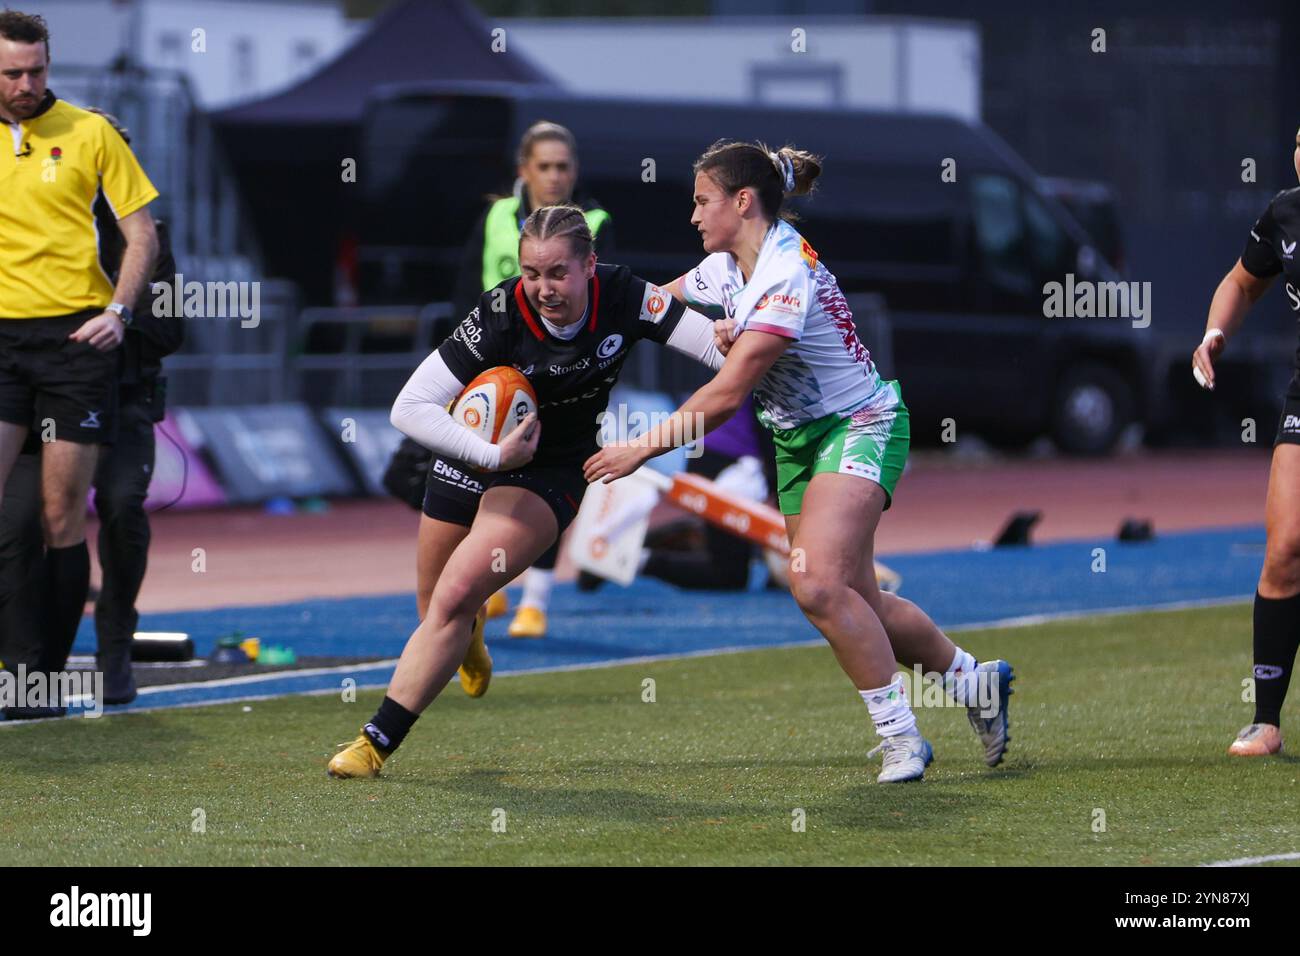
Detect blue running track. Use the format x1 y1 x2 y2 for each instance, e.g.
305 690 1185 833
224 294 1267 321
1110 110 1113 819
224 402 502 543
33 525 1267 715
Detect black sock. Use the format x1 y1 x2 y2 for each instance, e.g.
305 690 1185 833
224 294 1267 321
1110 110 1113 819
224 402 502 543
363 696 419 754
1252 590 1300 728
36 542 90 674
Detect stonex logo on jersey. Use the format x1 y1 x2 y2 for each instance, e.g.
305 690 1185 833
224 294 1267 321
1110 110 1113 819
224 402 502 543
547 337 627 378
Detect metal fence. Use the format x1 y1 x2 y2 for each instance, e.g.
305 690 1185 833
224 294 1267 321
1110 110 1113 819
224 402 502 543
164 295 457 409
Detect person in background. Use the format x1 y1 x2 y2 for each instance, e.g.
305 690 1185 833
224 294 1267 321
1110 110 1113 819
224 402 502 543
0 11 159 719
0 107 179 710
1194 125 1300 756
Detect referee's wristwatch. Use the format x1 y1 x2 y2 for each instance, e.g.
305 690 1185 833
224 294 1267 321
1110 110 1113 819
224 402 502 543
106 302 134 327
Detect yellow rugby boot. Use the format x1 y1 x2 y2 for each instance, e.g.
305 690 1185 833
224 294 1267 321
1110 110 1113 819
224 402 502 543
458 605 492 698
1227 723 1282 756
507 606 547 639
485 590 508 619
327 732 387 778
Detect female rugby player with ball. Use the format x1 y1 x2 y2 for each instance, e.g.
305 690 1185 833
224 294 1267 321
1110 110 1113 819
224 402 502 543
1194 127 1300 757
585 140 1015 783
327 205 725 777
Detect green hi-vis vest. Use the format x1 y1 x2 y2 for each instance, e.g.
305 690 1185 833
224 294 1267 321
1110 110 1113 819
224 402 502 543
481 196 611 291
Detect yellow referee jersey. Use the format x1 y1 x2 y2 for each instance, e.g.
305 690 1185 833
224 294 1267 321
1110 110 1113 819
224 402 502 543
0 93 159 319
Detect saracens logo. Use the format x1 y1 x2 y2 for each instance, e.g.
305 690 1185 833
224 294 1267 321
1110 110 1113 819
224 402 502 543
597 333 624 359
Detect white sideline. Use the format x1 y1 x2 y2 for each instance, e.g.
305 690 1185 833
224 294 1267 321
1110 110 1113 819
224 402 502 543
1201 852 1300 867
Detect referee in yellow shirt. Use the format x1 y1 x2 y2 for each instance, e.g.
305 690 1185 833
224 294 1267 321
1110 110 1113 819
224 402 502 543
0 11 159 715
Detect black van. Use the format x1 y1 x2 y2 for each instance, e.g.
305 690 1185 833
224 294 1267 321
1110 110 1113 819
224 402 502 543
358 83 1157 454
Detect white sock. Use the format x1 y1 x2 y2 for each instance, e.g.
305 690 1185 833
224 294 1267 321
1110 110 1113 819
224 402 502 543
636 548 650 572
943 646 980 705
519 568 553 612
859 676 917 738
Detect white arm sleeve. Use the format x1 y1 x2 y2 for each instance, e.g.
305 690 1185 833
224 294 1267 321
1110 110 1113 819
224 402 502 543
664 307 726 371
390 350 502 471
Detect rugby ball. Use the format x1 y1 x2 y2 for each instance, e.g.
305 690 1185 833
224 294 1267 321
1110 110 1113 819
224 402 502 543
451 366 538 443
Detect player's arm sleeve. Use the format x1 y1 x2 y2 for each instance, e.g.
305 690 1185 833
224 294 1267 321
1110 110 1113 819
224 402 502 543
626 273 692 346
1241 195 1283 278
741 267 813 342
664 307 726 371
96 119 159 220
390 350 501 471
678 254 728 313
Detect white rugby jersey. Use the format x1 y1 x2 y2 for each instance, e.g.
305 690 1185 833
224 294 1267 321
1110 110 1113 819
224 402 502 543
683 220 894 430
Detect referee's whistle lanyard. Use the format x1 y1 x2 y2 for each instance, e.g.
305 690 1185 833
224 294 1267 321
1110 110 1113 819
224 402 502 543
5 119 29 158
7 91 55 154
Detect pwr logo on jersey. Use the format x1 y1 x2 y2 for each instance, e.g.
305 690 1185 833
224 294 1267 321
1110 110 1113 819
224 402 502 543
754 292 801 315
638 284 670 325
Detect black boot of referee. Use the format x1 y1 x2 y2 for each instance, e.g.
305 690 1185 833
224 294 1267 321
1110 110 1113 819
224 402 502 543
95 603 138 706
97 646 137 706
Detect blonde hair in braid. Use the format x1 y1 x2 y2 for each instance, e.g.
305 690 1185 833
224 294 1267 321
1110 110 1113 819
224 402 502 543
520 203 594 261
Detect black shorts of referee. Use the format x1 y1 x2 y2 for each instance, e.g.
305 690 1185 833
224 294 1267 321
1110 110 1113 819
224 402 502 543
0 308 117 443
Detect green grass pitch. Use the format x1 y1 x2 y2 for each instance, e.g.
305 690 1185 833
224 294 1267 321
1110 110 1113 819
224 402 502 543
2 602 1298 866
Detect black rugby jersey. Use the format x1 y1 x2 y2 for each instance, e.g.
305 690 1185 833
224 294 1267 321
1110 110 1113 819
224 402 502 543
436 263 687 466
1242 186 1300 369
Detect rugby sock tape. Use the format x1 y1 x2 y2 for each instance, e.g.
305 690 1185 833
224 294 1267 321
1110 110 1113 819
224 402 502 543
364 696 420 755
1251 589 1300 728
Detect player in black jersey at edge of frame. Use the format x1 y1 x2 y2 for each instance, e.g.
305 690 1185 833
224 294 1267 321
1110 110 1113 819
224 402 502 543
1194 125 1300 758
325 204 727 777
